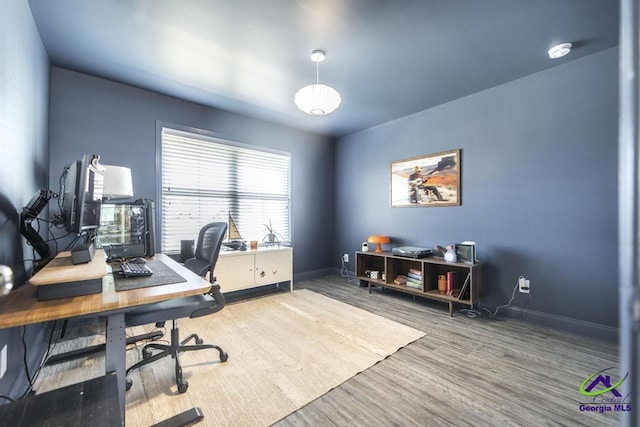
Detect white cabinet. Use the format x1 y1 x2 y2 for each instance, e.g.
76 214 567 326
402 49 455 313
213 247 293 293
213 253 255 292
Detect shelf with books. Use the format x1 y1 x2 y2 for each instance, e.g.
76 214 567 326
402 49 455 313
355 251 484 316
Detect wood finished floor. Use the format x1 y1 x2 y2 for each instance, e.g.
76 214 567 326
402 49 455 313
276 275 620 427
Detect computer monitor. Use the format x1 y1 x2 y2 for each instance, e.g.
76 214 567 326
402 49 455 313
61 154 104 235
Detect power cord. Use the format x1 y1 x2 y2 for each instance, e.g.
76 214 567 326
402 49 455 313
20 320 59 399
489 281 520 317
460 278 531 319
125 325 168 351
458 308 484 318
340 257 358 284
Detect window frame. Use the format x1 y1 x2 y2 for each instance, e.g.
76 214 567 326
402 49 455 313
156 122 293 254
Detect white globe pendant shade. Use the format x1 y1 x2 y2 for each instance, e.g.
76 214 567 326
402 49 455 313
295 50 341 116
294 83 341 115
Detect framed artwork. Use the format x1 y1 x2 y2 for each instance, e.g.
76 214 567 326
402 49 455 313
455 242 476 264
390 149 460 207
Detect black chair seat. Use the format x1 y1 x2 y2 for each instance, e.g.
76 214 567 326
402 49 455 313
126 294 211 327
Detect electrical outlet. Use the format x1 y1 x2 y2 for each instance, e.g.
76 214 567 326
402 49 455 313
0 344 6 379
342 253 349 263
519 276 530 294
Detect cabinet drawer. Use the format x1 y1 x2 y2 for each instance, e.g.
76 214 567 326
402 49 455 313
254 251 292 286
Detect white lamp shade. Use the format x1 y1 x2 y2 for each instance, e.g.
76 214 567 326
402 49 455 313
294 84 341 115
102 165 133 199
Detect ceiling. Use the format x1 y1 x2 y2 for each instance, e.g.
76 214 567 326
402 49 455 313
27 0 619 138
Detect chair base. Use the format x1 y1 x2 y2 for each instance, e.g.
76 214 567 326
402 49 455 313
126 320 228 393
151 407 205 427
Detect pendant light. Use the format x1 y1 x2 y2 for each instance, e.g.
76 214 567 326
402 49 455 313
294 50 341 115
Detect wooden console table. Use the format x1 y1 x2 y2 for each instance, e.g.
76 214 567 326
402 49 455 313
356 251 484 316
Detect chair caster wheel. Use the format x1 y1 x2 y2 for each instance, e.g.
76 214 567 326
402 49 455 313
178 381 189 393
142 349 152 359
195 337 203 345
220 351 229 363
125 379 132 391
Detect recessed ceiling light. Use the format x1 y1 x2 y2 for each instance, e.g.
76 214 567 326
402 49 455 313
548 43 572 59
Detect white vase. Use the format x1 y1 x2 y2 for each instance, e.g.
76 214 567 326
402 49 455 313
444 247 457 263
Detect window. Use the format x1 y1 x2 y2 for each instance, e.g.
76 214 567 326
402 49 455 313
160 127 292 253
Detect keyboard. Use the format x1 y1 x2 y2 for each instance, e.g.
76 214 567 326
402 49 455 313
120 262 153 278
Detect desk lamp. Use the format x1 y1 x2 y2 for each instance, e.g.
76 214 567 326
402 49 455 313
367 235 390 253
102 165 134 200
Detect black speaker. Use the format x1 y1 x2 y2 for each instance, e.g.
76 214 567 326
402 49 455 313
71 242 95 264
180 240 195 262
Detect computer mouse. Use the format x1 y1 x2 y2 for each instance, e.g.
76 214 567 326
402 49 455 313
130 257 147 264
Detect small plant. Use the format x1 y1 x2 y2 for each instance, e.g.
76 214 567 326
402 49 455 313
263 218 285 243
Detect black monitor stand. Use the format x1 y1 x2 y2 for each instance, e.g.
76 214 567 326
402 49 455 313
20 189 57 270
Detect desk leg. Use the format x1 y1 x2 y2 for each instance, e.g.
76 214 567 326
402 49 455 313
105 312 126 425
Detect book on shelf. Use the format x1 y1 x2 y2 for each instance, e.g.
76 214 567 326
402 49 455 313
406 277 422 287
394 275 408 285
407 271 422 281
409 268 422 276
446 271 465 296
406 281 421 289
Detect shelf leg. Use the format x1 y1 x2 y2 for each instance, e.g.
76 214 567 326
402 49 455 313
449 302 453 317
368 281 371 294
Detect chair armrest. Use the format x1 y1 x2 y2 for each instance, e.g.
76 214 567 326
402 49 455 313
190 282 225 318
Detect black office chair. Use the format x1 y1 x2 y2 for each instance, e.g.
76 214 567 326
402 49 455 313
125 222 229 394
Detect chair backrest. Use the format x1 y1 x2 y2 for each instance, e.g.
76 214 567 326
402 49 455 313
184 222 227 282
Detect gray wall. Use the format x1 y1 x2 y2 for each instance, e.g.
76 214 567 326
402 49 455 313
0 0 51 400
48 67 336 276
335 48 618 340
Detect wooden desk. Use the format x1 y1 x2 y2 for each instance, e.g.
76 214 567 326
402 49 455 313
0 253 212 424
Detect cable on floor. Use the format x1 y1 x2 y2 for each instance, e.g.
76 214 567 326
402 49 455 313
340 258 358 284
468 278 531 319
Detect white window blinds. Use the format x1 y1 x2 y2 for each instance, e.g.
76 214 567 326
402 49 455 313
160 127 292 253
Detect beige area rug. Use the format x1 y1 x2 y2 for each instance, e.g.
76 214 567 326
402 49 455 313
35 289 425 426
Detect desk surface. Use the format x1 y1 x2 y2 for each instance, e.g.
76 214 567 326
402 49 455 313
0 253 211 329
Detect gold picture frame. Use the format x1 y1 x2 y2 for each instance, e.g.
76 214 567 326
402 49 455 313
390 149 461 207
